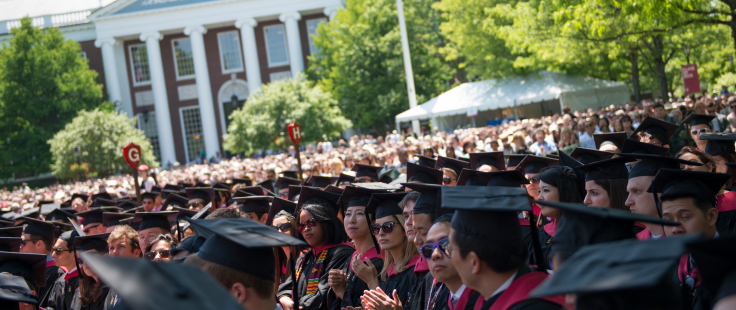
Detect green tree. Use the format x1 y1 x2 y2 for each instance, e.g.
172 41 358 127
223 75 351 154
308 0 454 132
48 109 158 179
0 17 107 179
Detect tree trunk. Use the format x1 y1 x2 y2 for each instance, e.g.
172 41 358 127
630 50 641 103
652 36 669 103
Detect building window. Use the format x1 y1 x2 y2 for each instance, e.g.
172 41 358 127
306 18 327 55
264 24 289 67
269 71 292 82
218 31 244 74
137 112 161 162
129 44 151 86
180 106 206 163
172 38 195 79
80 51 87 59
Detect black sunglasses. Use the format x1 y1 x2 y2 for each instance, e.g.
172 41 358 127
272 222 291 232
370 221 396 235
145 249 170 260
442 177 455 185
186 202 203 209
297 218 318 232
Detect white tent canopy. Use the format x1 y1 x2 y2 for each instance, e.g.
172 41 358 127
396 71 630 126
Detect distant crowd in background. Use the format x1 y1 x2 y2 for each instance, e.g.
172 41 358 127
3 90 736 212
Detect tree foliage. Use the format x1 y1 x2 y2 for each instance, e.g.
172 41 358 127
0 17 107 179
308 0 454 132
48 109 158 179
223 75 351 154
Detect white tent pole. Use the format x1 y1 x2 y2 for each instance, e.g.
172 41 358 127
396 0 420 136
514 99 519 120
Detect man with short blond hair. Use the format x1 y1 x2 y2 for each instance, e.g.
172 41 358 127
108 225 142 258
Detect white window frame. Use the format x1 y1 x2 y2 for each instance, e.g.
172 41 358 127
79 51 87 59
217 31 244 74
171 38 196 81
179 106 204 163
136 112 161 161
263 24 290 68
128 43 152 87
306 18 327 55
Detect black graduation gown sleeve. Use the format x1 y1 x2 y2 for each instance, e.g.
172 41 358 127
40 265 64 306
280 245 355 310
379 266 418 310
48 275 79 310
519 225 536 267
411 271 431 310
338 257 384 309
716 210 736 235
536 228 553 271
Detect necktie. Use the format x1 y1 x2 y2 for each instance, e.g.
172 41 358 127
452 296 458 308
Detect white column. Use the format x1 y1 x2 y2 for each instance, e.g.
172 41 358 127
235 18 262 92
396 0 420 135
279 12 304 78
184 25 220 160
140 31 176 167
94 38 123 108
324 6 340 20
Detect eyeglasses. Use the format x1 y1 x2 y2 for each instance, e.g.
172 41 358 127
52 247 70 254
370 221 396 235
420 238 450 259
691 128 710 136
442 177 456 185
272 222 291 232
144 249 170 260
20 238 34 246
297 218 318 232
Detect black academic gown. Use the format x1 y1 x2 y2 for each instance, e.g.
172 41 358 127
39 263 65 307
411 260 432 310
69 286 110 310
379 255 421 310
536 223 555 271
46 269 80 310
278 244 355 310
473 265 562 310
416 275 451 310
519 219 536 267
337 253 384 310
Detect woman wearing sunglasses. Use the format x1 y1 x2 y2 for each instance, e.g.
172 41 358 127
272 208 308 282
278 193 354 310
536 165 584 270
144 234 178 262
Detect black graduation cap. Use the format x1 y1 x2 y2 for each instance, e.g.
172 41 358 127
351 164 384 181
699 132 736 157
337 186 388 215
335 173 356 186
163 184 181 192
79 252 246 310
647 169 730 205
89 192 113 204
46 208 75 222
402 183 452 217
534 200 679 261
212 183 230 190
74 233 111 252
505 155 526 170
102 213 133 227
237 186 276 197
617 152 701 179
76 208 105 226
576 157 634 181
0 252 47 288
682 113 715 127
631 116 680 142
162 193 189 210
0 219 13 228
530 235 700 309
0 237 22 252
180 182 194 188
593 132 627 150
288 185 302 201
187 218 307 281
413 155 437 168
0 273 37 304
295 187 342 217
275 177 303 191
469 152 506 171
185 187 216 205
38 201 59 215
569 148 615 165
116 200 138 211
99 206 123 213
131 212 178 231
515 155 558 174
282 166 300 179
19 218 56 244
230 189 256 202
441 186 530 256
456 169 487 186
1 213 20 221
231 196 272 214
378 169 395 184
366 193 408 221
141 191 159 201
122 206 144 214
232 178 254 186
257 180 276 194
406 162 443 185
19 207 39 219
51 222 72 234
618 138 669 156
92 198 118 209
476 170 530 188
686 236 736 303
266 198 297 226
0 227 23 238
71 193 88 203
171 207 210 222
435 156 471 176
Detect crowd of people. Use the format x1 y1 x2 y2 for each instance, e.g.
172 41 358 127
1 92 736 310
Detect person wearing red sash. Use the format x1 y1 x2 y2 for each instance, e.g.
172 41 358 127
329 187 392 310
443 186 563 310
649 168 729 310
277 188 355 310
19 218 63 307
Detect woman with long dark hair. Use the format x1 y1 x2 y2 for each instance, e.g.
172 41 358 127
536 165 584 269
70 234 110 310
277 188 354 310
578 159 631 211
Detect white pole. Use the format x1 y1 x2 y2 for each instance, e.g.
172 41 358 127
396 0 421 136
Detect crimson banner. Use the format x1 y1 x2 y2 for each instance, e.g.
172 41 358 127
681 64 701 95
